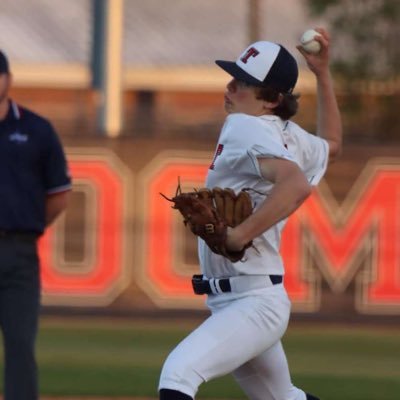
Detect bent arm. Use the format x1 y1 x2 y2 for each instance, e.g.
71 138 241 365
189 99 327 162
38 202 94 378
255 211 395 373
315 67 342 161
46 191 69 226
297 28 342 162
226 157 311 251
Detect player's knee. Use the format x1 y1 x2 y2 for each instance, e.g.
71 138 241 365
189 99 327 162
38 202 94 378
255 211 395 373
4 331 35 356
158 354 203 398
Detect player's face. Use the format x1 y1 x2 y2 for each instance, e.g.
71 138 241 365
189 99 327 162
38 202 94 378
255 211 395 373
224 79 266 116
0 73 11 104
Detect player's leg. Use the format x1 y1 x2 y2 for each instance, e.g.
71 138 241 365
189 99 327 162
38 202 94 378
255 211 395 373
159 286 290 399
232 340 319 400
305 394 320 400
159 389 193 400
0 239 40 400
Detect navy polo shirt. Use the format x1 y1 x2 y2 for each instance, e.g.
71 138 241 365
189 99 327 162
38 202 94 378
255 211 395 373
0 101 71 235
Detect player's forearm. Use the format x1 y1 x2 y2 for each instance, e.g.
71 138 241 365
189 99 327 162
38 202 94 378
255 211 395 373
227 178 311 250
45 191 69 226
316 70 342 161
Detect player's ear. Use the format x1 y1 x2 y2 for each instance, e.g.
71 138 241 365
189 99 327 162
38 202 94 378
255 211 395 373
262 99 280 113
3 72 13 92
262 92 284 113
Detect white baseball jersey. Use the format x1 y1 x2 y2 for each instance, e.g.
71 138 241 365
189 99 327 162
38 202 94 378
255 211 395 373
199 113 329 279
159 113 329 400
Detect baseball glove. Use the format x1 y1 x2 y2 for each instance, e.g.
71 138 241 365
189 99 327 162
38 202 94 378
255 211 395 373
161 183 253 262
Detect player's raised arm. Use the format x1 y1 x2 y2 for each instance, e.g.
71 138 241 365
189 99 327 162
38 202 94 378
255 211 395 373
297 28 342 162
159 35 332 400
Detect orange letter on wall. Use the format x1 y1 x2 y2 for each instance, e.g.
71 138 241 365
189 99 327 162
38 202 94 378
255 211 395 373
39 150 131 307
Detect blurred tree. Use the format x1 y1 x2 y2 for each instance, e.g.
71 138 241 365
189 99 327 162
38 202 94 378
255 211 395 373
306 0 400 142
248 0 260 42
307 0 400 81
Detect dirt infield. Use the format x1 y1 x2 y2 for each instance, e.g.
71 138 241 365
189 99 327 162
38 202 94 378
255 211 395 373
43 398 154 400
40 396 228 400
41 396 228 400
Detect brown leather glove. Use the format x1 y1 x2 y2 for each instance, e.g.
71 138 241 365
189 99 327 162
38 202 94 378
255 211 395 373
161 185 253 262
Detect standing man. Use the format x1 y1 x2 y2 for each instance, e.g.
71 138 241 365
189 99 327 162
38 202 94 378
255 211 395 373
0 50 71 399
159 28 342 400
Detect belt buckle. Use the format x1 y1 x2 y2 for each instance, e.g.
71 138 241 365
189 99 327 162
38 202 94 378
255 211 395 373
192 274 210 295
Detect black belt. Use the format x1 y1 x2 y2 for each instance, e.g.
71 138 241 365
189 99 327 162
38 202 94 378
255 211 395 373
0 230 39 241
192 274 283 295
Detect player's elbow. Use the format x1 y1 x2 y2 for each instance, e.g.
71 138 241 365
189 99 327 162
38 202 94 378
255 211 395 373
293 179 312 208
328 137 343 163
284 166 312 209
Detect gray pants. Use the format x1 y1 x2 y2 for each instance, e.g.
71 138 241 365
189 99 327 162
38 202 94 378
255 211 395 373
0 235 40 400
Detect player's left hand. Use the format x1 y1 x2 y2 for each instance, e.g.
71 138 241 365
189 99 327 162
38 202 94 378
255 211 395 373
161 184 254 262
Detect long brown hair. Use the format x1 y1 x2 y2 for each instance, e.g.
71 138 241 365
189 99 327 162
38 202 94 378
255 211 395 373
255 86 300 120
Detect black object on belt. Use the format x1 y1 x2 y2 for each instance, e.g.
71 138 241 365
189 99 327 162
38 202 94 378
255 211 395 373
0 230 39 241
191 274 283 295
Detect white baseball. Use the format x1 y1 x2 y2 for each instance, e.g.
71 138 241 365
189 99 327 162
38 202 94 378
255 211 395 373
300 29 322 54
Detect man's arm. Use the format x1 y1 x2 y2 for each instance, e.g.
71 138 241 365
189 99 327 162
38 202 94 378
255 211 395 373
226 157 311 251
45 191 69 226
297 28 342 162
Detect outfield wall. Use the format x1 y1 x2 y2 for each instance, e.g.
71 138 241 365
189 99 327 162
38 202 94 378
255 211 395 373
37 136 400 320
8 82 400 321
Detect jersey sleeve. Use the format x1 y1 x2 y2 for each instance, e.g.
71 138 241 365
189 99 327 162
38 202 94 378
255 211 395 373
43 122 72 194
286 122 329 186
224 114 294 178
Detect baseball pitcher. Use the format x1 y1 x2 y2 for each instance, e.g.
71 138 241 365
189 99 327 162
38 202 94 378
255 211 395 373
159 28 342 400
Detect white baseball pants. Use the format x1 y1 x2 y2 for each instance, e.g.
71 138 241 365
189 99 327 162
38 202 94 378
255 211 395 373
159 284 307 400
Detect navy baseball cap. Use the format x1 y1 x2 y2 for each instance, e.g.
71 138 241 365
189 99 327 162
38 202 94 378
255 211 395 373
216 41 298 93
0 51 10 74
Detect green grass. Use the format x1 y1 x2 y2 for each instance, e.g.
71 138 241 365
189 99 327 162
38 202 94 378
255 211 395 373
0 317 399 399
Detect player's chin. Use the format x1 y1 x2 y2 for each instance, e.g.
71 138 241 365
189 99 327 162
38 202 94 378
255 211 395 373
224 102 234 114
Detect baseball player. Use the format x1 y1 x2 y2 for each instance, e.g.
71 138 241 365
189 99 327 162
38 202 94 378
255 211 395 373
159 28 342 400
0 50 71 400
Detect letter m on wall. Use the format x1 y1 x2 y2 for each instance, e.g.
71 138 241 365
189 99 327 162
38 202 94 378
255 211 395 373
283 158 400 315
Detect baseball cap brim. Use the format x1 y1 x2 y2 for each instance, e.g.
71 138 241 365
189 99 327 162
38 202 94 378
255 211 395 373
215 60 263 87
